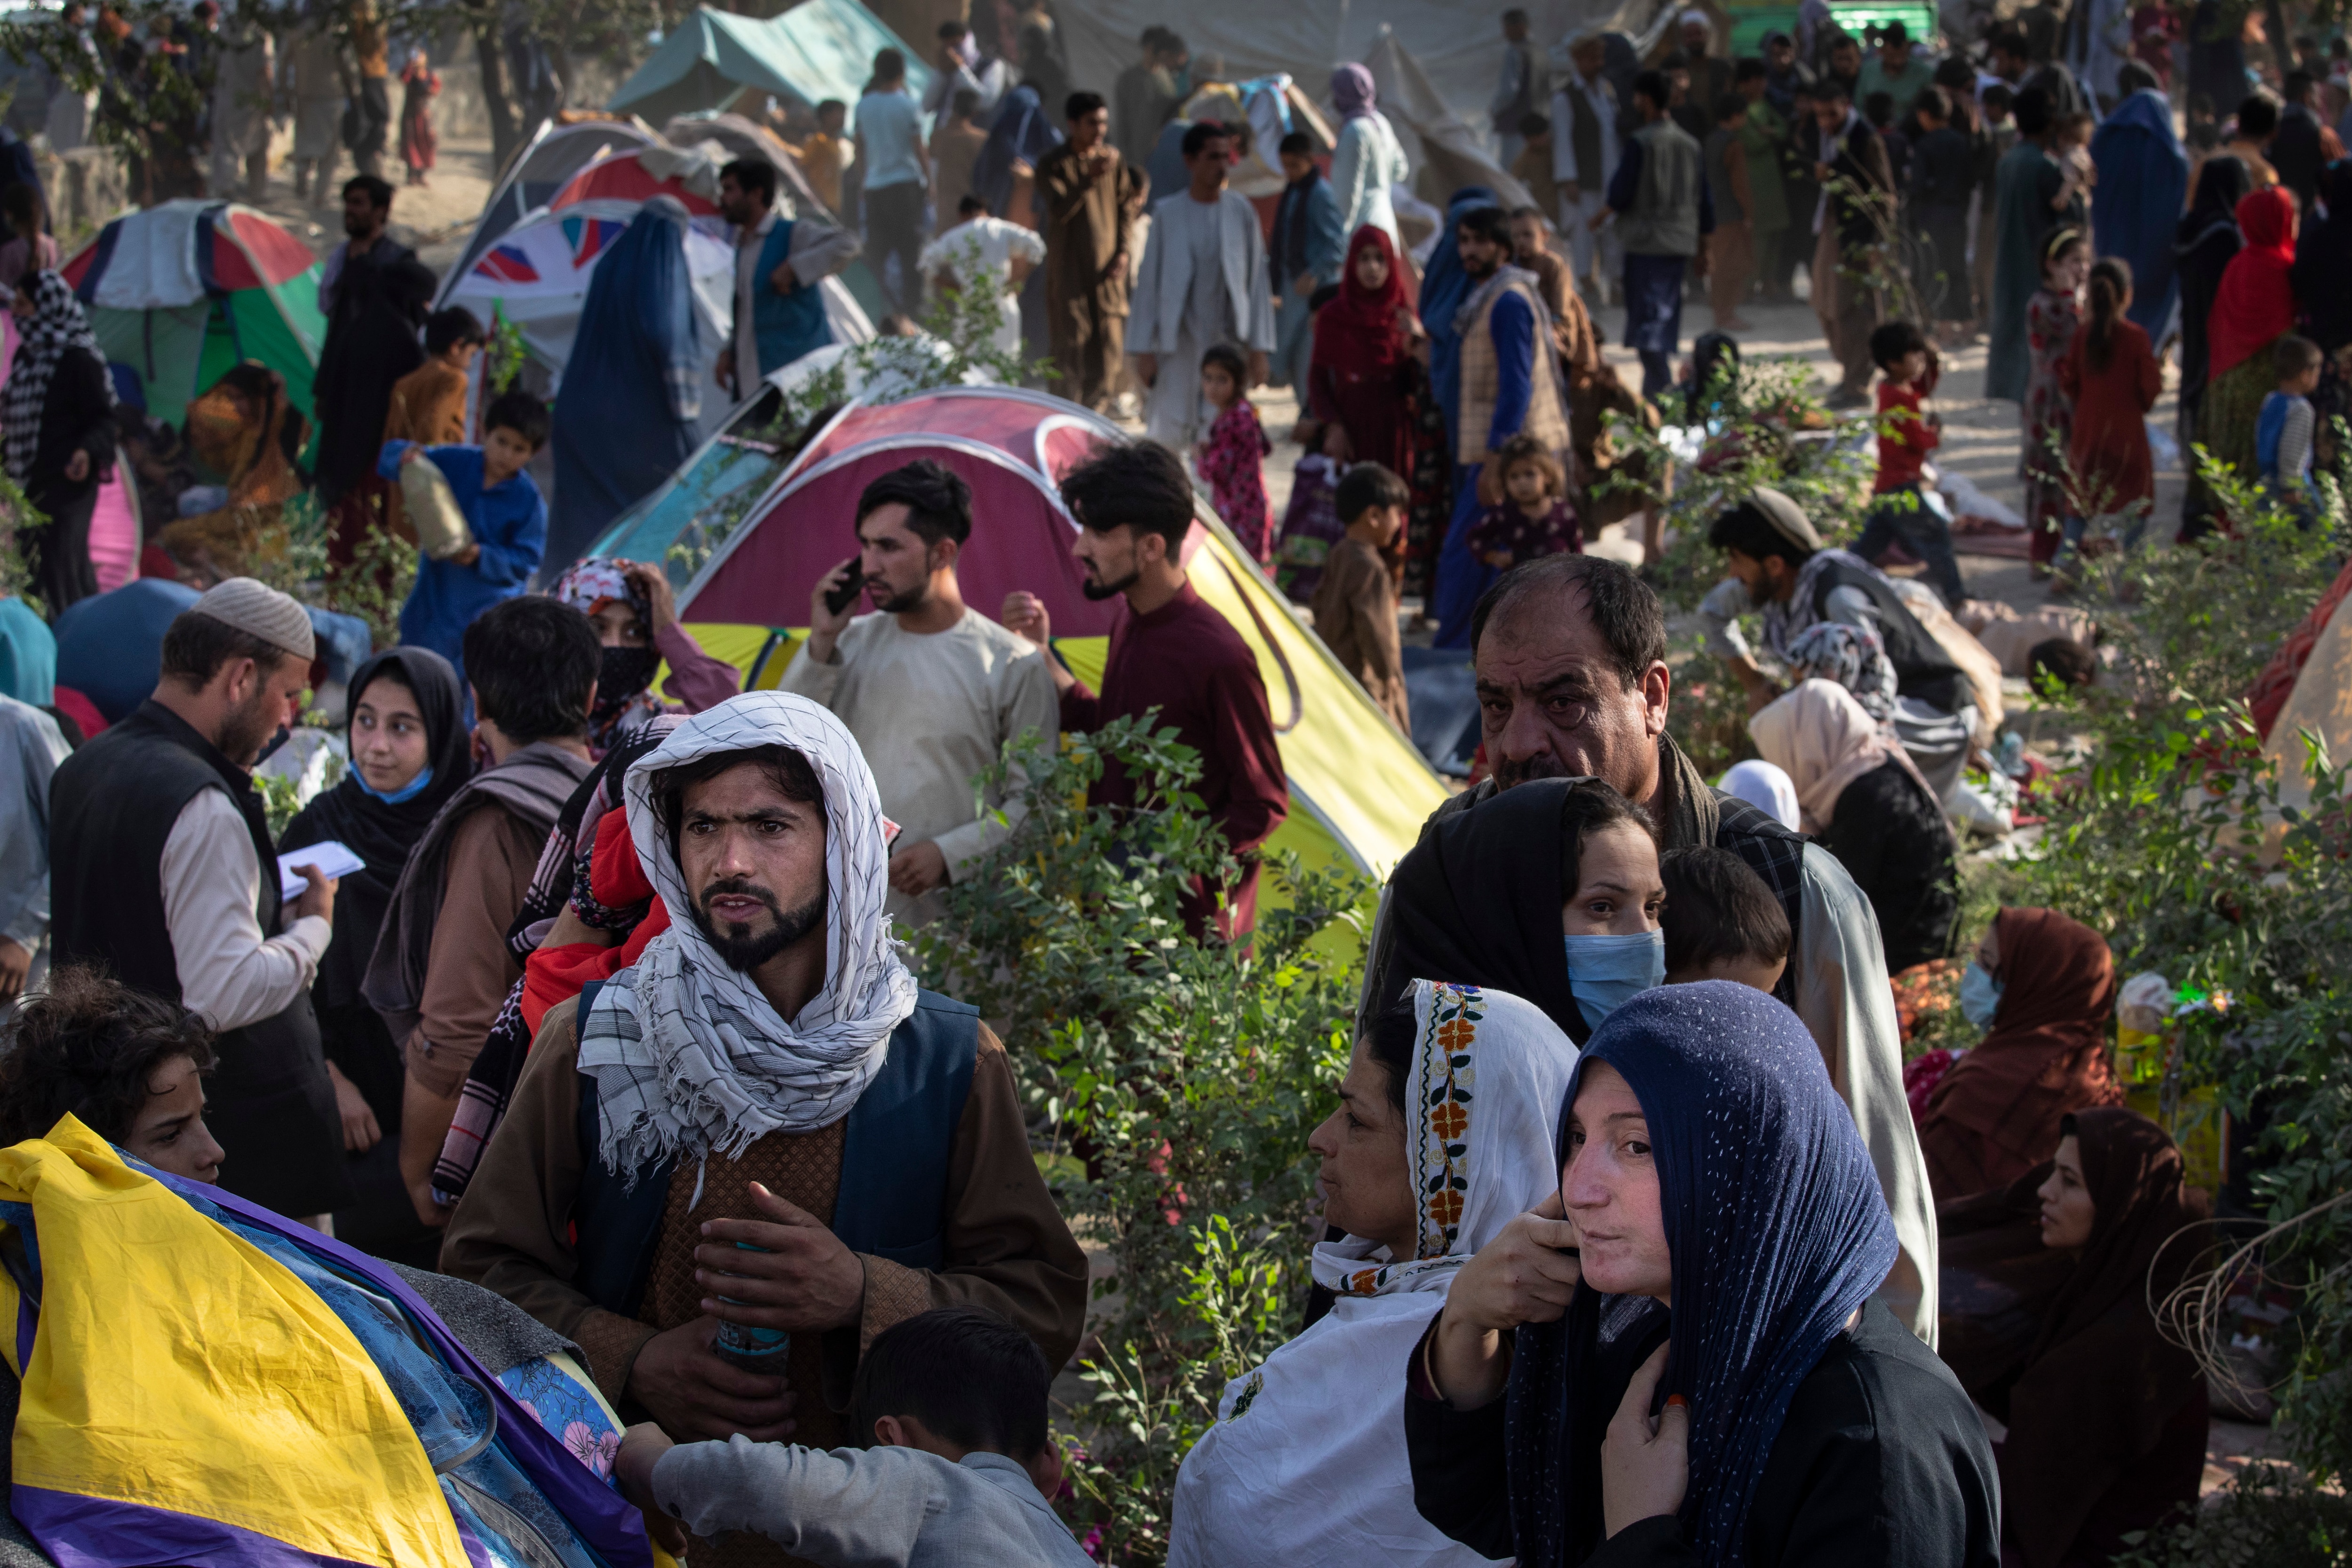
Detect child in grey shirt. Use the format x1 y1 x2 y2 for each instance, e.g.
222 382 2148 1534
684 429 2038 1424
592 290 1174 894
615 1306 1094 1567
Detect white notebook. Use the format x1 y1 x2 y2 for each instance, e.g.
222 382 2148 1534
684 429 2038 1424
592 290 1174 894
277 840 366 903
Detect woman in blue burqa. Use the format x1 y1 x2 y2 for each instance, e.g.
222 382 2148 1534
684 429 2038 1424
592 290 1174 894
2088 62 2188 342
1401 983 2000 1567
548 196 701 576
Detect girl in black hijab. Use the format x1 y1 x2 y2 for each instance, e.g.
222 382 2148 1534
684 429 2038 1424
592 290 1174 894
280 645 471 1265
2175 154 2250 538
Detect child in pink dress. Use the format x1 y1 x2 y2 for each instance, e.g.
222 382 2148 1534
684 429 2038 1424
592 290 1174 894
1195 343 1273 565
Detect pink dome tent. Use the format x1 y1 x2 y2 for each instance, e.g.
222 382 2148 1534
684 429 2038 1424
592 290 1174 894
656 385 1446 878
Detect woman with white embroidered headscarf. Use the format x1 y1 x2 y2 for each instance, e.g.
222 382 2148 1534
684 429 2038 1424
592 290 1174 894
1750 678 1959 973
1167 980 1578 1568
1329 64 1412 252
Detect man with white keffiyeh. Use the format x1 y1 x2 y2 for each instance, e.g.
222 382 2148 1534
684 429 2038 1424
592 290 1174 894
443 693 1087 1532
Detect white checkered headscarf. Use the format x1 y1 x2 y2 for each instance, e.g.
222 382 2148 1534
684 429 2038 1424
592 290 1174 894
578 692 919 1176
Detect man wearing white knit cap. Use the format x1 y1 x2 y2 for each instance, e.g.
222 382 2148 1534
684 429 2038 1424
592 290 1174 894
442 692 1086 1548
50 575 352 1227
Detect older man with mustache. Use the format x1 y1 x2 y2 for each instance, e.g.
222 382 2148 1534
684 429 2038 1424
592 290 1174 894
1363 548 1940 1346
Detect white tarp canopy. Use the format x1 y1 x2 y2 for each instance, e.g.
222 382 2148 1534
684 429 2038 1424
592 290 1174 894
1056 0 1679 150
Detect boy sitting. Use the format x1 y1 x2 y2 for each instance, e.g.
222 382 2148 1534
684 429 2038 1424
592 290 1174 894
1854 319 1966 608
1308 461 1411 732
615 1306 1092 1567
1659 845 1791 992
383 389 549 689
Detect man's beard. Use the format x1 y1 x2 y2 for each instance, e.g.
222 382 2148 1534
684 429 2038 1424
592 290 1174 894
1462 256 1498 280
218 684 284 767
1081 568 1140 602
691 879 828 971
868 576 929 614
1743 568 1781 609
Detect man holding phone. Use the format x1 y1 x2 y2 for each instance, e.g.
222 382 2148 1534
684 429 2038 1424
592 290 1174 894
776 459 1059 927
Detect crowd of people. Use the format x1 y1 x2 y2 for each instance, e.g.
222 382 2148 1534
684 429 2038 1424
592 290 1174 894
0 3 2269 1566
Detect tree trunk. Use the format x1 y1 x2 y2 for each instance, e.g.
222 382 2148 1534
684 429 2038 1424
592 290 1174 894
473 17 521 173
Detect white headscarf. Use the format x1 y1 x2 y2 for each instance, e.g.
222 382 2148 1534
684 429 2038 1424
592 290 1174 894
1167 981 1577 1568
1718 758 1803 831
578 692 919 1177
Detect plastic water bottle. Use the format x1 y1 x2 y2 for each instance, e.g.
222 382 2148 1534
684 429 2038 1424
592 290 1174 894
711 1240 792 1375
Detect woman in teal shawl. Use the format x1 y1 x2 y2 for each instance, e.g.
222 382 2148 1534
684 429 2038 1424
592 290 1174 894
1985 88 2066 402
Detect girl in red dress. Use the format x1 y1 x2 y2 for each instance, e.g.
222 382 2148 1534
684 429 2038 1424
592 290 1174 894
2057 256 2162 563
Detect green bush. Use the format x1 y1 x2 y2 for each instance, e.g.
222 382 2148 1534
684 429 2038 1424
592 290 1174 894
906 716 1372 1563
2109 1462 2352 1568
2013 458 2352 1487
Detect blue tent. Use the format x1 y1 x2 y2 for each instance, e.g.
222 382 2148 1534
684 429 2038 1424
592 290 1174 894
606 1 935 124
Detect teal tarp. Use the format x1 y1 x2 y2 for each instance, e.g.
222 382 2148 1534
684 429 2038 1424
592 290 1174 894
606 1 935 124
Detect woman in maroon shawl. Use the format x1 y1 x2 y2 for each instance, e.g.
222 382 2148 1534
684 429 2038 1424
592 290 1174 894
1309 224 1422 480
1938 1109 2210 1568
1917 906 2125 1202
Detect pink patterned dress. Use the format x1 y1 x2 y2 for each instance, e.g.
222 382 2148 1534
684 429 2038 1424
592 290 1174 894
1198 398 1274 565
2021 286 2079 565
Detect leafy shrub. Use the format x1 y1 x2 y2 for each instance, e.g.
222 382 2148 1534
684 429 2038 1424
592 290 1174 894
2109 1462 2352 1568
907 716 1372 1563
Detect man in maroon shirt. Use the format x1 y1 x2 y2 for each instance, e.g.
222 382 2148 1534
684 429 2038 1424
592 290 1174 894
1003 441 1288 936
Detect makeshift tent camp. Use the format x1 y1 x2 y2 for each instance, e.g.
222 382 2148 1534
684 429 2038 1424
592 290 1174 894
542 143 876 350
607 385 1447 878
2247 558 2352 849
661 111 835 217
606 0 934 127
1057 0 1679 159
62 200 325 430
1361 29 1539 213
439 199 739 439
437 118 660 303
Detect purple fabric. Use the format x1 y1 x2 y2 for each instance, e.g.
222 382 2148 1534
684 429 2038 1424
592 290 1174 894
1332 64 1377 119
12 1488 384 1568
139 1168 659 1568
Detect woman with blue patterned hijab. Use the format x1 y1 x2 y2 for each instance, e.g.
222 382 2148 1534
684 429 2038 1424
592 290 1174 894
1405 983 1999 1567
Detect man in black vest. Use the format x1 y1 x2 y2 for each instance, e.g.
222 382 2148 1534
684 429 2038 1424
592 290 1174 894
48 577 351 1225
441 693 1085 1551
1360 552 1939 1344
1704 486 1970 718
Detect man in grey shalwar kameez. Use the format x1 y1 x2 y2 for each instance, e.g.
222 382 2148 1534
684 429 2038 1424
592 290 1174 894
1125 121 1277 451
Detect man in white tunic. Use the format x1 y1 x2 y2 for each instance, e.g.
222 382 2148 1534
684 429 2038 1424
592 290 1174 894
919 193 1047 358
1125 121 1276 451
778 459 1059 928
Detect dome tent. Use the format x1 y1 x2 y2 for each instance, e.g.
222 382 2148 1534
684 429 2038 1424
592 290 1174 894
61 200 325 430
597 385 1448 882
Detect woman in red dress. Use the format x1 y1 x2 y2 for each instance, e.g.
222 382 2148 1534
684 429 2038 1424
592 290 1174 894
399 49 440 187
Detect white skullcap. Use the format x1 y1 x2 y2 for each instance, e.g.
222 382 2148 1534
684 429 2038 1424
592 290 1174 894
1681 7 1711 25
190 576 315 661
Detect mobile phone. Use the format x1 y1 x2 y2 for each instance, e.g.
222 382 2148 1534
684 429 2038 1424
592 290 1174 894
823 558 862 615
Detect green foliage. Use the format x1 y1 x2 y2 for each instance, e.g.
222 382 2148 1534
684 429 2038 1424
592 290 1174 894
1595 354 1876 612
485 307 530 398
2109 1462 2352 1568
2011 451 2352 1484
0 469 49 615
908 716 1370 1564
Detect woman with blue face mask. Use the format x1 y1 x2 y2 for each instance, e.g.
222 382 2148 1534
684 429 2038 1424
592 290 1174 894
1914 907 2125 1203
279 646 472 1265
1377 776 1665 1044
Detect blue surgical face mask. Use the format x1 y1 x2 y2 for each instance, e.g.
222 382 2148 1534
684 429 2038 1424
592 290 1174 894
1958 961 2004 1031
357 763 435 805
1564 930 1667 1035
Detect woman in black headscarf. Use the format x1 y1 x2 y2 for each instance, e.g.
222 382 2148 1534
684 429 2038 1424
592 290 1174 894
2175 153 2249 537
2292 160 2352 462
280 645 471 1266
